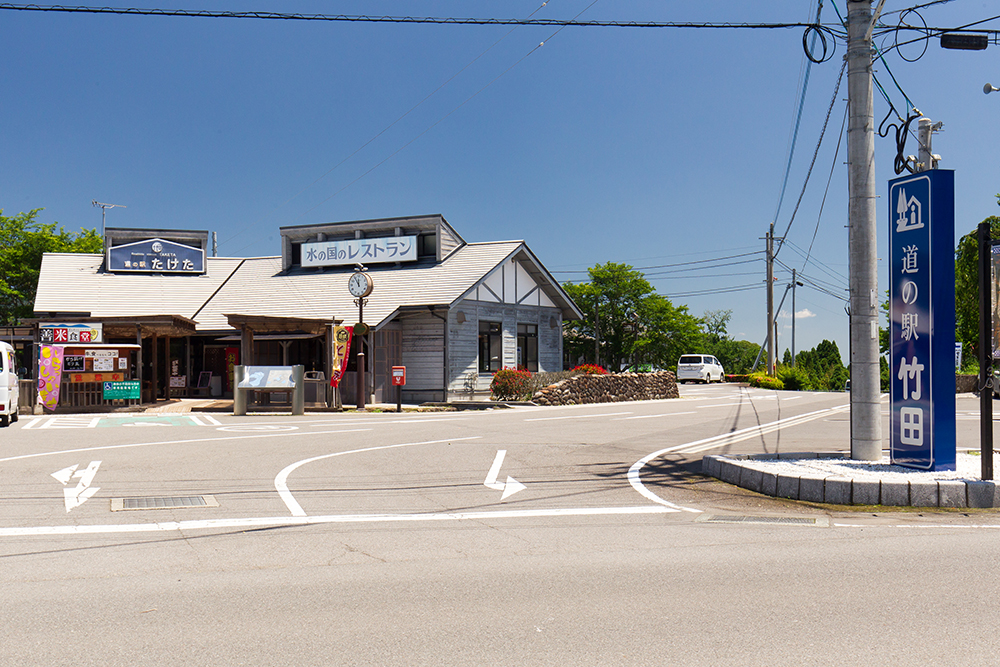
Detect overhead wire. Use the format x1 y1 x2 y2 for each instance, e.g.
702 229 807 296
224 0 554 251
773 55 847 259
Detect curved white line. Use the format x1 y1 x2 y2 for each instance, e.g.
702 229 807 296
274 436 483 516
627 455 701 513
627 404 849 511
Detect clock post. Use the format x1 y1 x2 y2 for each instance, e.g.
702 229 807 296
348 266 373 410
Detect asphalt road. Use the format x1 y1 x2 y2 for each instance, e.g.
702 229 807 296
2 384 999 666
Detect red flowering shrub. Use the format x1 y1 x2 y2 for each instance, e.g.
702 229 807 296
572 364 609 375
490 367 532 400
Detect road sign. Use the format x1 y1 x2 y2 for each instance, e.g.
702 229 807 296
888 170 956 470
103 380 140 400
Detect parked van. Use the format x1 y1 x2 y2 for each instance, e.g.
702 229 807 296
676 354 725 383
0 341 20 426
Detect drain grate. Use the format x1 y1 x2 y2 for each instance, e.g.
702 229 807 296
696 514 827 526
111 495 218 511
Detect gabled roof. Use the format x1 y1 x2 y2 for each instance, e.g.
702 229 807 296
33 240 581 332
33 252 243 321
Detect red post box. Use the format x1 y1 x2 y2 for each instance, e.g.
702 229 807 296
391 366 406 386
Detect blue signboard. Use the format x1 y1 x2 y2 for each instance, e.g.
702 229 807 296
889 170 956 470
107 238 205 274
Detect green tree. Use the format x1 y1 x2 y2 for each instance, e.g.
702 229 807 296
0 209 102 324
794 339 849 391
699 308 762 374
955 216 1000 367
562 262 702 371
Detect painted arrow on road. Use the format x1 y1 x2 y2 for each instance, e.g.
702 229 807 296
51 461 102 512
483 450 526 501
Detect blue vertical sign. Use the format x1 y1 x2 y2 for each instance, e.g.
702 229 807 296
889 170 956 470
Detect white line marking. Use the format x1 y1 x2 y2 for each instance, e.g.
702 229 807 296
275 437 483 516
0 506 679 537
201 414 222 425
0 428 373 465
188 415 206 426
626 403 850 511
524 412 633 422
676 404 849 454
612 412 696 420
20 417 43 430
482 450 526 501
695 403 743 409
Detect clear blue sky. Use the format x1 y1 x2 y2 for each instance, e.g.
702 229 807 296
3 1 999 363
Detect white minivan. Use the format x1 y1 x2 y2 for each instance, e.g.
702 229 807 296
1 341 20 427
676 354 725 383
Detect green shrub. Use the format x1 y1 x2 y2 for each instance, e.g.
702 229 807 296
777 366 810 391
748 372 784 390
490 367 533 400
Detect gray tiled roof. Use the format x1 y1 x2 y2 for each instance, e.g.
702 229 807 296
34 241 575 332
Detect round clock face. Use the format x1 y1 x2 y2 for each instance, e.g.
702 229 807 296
348 271 372 297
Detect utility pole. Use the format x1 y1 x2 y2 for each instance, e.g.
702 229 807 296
847 0 882 461
791 269 798 366
766 223 775 375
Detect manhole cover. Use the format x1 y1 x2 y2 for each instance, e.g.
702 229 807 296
111 495 219 511
695 514 828 527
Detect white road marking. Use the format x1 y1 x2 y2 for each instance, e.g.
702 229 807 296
524 412 633 422
201 414 222 425
626 403 850 511
612 412 696 420
0 428 373 465
19 417 43 429
51 461 102 512
483 450 526 501
674 404 850 454
0 506 678 537
30 416 102 429
274 436 483 517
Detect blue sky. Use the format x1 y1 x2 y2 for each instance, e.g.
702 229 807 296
3 1 999 363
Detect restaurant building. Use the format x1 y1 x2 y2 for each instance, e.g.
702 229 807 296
30 214 582 410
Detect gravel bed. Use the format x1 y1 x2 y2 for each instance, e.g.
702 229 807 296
737 451 1000 482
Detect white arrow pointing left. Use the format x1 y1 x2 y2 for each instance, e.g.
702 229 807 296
483 450 526 501
52 461 102 512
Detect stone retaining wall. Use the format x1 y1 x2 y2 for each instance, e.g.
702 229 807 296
531 371 679 406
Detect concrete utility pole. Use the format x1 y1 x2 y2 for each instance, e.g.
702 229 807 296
847 0 882 461
766 223 775 375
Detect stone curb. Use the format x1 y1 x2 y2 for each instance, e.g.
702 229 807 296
701 453 997 508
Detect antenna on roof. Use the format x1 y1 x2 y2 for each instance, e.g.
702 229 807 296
91 200 126 237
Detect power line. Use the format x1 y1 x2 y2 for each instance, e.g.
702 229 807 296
0 4 843 32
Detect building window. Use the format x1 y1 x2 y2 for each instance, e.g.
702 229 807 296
479 321 502 373
517 323 538 372
418 233 437 259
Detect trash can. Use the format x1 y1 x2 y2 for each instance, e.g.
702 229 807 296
304 371 327 407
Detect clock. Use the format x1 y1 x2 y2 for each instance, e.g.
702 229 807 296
348 271 373 298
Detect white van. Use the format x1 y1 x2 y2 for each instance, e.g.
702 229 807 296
1 341 20 427
676 354 725 383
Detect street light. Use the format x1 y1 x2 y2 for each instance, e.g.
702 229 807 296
985 83 1000 95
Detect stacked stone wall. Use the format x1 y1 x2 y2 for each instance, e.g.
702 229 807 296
531 371 679 406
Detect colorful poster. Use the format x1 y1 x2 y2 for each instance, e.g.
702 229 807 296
330 326 353 388
38 345 64 410
225 347 239 393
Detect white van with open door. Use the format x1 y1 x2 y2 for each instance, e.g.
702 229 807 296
0 341 20 426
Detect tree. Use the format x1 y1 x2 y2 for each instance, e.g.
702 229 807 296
0 209 103 324
793 339 848 391
562 262 702 371
699 308 761 374
955 215 1000 368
